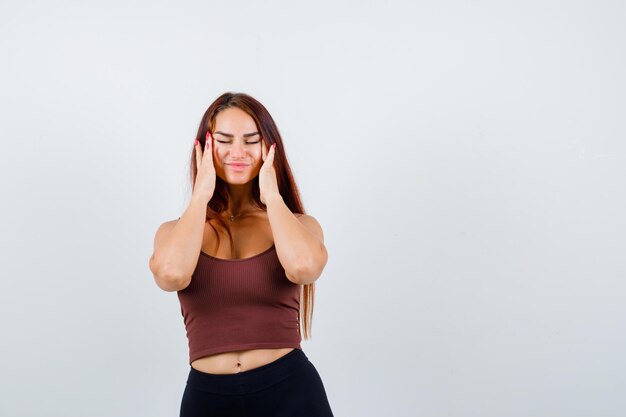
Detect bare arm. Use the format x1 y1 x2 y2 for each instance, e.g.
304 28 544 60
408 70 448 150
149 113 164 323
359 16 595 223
148 194 213 292
149 132 217 291
265 194 328 285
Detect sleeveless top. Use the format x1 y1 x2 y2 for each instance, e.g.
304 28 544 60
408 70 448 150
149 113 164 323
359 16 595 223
176 243 302 364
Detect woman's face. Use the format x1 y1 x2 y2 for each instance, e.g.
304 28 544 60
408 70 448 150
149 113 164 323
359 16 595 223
211 107 263 184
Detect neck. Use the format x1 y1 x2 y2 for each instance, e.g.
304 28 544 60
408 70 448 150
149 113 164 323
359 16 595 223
225 182 256 215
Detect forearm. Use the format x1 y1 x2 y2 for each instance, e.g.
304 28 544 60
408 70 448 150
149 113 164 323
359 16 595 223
265 194 323 283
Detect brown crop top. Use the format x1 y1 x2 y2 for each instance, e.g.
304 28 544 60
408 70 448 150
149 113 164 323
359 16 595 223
176 243 302 364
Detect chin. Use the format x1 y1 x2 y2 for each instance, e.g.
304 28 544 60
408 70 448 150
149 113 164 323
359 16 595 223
221 175 254 184
228 179 253 185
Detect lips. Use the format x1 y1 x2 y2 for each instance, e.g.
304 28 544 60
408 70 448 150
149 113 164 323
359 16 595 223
226 163 250 171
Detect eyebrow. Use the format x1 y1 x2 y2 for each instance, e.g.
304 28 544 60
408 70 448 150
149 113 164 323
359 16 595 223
213 131 259 138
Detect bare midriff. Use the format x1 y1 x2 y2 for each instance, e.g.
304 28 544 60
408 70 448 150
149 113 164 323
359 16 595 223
191 347 296 374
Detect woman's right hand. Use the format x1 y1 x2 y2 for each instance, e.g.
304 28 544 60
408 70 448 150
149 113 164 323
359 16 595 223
193 131 216 202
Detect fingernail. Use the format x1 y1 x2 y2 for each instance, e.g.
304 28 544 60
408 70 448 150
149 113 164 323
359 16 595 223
195 139 198 146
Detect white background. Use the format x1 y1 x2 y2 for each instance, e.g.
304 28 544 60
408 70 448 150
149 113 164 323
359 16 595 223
1 1 625 416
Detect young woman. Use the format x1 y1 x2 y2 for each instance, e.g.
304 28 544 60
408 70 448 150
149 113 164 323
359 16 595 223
149 92 335 416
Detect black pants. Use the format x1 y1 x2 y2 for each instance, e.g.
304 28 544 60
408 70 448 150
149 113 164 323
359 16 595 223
180 348 334 417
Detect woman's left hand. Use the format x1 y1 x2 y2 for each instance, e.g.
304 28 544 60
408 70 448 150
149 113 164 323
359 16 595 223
259 141 281 204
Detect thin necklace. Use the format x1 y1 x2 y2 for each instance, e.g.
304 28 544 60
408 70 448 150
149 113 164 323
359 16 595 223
225 210 253 222
227 212 241 222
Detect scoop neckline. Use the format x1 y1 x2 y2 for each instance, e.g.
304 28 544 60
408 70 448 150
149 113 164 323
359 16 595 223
199 243 276 262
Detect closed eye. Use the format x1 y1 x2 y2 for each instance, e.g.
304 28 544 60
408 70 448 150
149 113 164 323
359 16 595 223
217 140 260 144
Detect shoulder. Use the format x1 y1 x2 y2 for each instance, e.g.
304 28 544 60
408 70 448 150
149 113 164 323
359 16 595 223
294 213 324 243
161 218 180 228
167 218 181 227
150 218 182 263
153 218 179 238
155 218 180 236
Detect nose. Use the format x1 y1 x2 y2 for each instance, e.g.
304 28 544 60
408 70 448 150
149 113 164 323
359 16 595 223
229 140 246 158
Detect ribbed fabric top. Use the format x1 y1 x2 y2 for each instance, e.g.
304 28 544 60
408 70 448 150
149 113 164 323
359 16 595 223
176 243 302 364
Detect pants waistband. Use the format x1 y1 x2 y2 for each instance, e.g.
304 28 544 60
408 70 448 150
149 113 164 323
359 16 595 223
186 348 309 395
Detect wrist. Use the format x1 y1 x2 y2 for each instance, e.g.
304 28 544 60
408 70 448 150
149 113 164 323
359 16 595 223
191 192 210 207
265 193 284 206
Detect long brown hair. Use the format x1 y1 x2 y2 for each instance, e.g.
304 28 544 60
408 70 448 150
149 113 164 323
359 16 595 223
188 91 316 340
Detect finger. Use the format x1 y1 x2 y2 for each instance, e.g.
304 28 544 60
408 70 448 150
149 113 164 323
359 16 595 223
261 139 267 162
204 131 211 157
268 143 276 164
206 132 216 169
195 138 201 166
